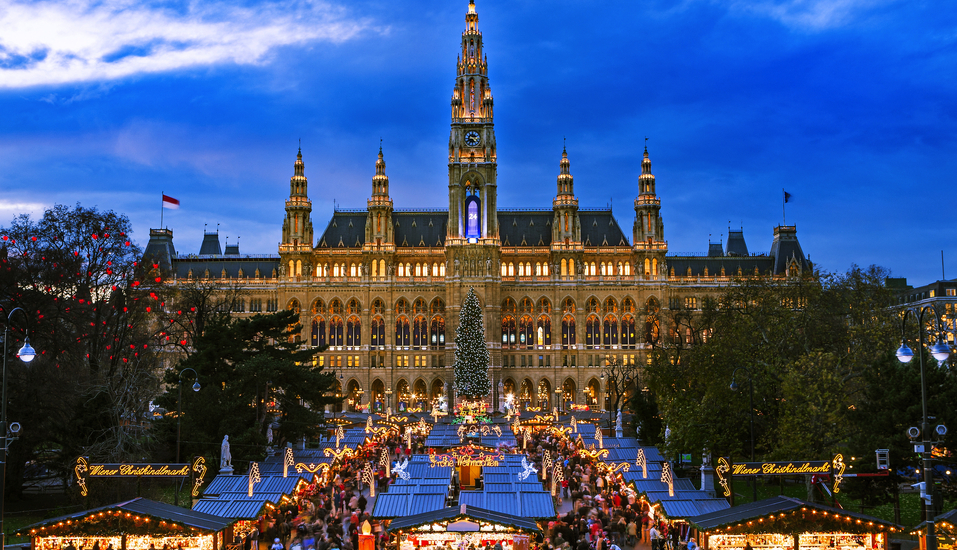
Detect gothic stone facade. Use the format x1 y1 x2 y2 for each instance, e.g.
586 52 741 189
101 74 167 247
145 1 810 414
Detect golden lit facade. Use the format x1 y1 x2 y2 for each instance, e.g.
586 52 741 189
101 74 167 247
145 0 810 414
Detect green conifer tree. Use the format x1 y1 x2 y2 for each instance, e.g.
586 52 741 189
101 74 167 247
453 287 491 398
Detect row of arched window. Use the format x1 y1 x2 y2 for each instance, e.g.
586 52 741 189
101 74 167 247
503 315 645 349
299 258 660 280
501 262 550 277
309 297 445 316
311 315 446 350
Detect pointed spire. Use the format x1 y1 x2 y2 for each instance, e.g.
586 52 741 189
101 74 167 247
639 143 655 196
291 145 306 194
372 143 389 196
557 146 574 197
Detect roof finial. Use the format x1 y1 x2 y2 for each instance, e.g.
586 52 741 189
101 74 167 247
563 136 566 154
379 137 383 155
644 136 648 154
298 137 301 153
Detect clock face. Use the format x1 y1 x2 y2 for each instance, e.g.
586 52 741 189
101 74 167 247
464 131 481 147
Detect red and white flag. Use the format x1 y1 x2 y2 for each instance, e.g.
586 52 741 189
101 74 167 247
162 194 180 209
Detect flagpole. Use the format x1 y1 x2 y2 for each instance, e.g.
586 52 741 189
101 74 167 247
782 188 786 226
161 191 164 229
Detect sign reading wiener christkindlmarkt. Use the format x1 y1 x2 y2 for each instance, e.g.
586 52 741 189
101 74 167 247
731 460 832 476
74 456 208 497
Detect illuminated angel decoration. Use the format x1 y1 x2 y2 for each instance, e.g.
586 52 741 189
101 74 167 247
553 407 559 421
517 456 538 481
365 415 374 433
394 457 411 480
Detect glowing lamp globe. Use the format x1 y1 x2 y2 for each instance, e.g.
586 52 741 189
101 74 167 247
930 340 952 362
17 338 36 363
896 343 914 363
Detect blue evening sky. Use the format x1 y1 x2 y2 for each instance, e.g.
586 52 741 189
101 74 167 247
1 0 955 285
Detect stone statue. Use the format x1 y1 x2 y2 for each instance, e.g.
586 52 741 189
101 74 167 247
266 425 273 445
221 435 232 469
616 409 623 430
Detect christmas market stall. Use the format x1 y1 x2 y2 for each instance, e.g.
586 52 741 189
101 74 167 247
688 496 902 550
16 497 236 550
385 504 539 550
910 508 957 550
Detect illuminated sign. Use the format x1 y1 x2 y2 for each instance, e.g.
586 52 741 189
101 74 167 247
731 460 831 476
429 444 503 467
74 456 203 498
715 457 731 497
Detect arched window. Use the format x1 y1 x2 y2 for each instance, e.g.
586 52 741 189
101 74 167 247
379 259 386 278
430 299 445 316
561 259 567 276
415 263 422 277
350 263 357 277
542 263 549 276
537 316 551 348
538 298 551 313
600 263 606 276
603 316 618 348
501 316 516 349
604 297 618 314
395 317 410 348
501 263 507 277
502 298 517 314
370 317 385 349
398 263 405 277
395 298 409 315
535 262 542 276
372 260 378 277
644 258 651 276
412 316 428 349
624 262 631 276
519 316 534 349
585 316 600 349
289 260 295 279
465 192 481 239
653 257 658 275
508 263 514 276
623 297 636 314
330 299 343 315
329 318 344 347
439 263 446 276
347 298 361 315
590 262 597 276
311 318 326 347
296 260 302 276
518 263 525 277
621 315 636 349
433 262 440 277
311 298 325 315
430 317 446 349
372 299 385 314
520 297 533 313
413 298 428 315
568 258 575 276
562 316 576 349
346 317 361 347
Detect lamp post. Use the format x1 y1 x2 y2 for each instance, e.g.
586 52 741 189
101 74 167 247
730 366 756 502
896 306 953 550
555 388 562 414
1 307 36 549
176 367 201 463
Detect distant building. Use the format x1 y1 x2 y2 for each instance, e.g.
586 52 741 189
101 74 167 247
893 277 957 345
145 0 811 414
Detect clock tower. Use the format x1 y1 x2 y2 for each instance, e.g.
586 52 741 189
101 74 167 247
448 0 497 243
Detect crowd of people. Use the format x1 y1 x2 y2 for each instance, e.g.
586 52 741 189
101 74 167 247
239 417 686 550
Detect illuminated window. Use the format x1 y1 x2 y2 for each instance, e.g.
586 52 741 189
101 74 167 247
465 194 481 239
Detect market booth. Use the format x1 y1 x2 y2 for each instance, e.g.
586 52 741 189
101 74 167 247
17 497 236 550
386 504 539 550
910 508 957 550
688 496 901 550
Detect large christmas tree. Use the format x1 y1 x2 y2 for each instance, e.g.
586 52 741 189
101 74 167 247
453 287 491 399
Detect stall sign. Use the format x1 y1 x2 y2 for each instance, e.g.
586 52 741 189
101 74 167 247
89 462 191 477
731 460 831 476
430 445 503 467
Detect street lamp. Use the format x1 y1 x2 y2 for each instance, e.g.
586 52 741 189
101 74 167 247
896 306 953 550
176 367 201 463
1 306 36 549
554 388 562 414
730 366 757 502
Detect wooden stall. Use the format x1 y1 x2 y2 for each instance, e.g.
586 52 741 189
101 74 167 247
688 496 901 550
17 498 236 550
386 504 539 550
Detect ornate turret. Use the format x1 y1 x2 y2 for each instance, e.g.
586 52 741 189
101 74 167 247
365 144 394 252
552 146 581 251
280 147 314 278
633 145 667 278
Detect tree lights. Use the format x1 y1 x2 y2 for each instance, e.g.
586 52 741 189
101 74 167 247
453 288 491 399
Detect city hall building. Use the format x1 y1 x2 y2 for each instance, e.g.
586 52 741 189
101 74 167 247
145 1 810 414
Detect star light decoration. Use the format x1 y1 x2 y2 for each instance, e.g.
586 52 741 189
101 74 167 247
716 457 732 497
324 446 354 465
832 454 846 494
248 462 261 497
636 448 648 479
75 457 89 497
283 447 295 478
